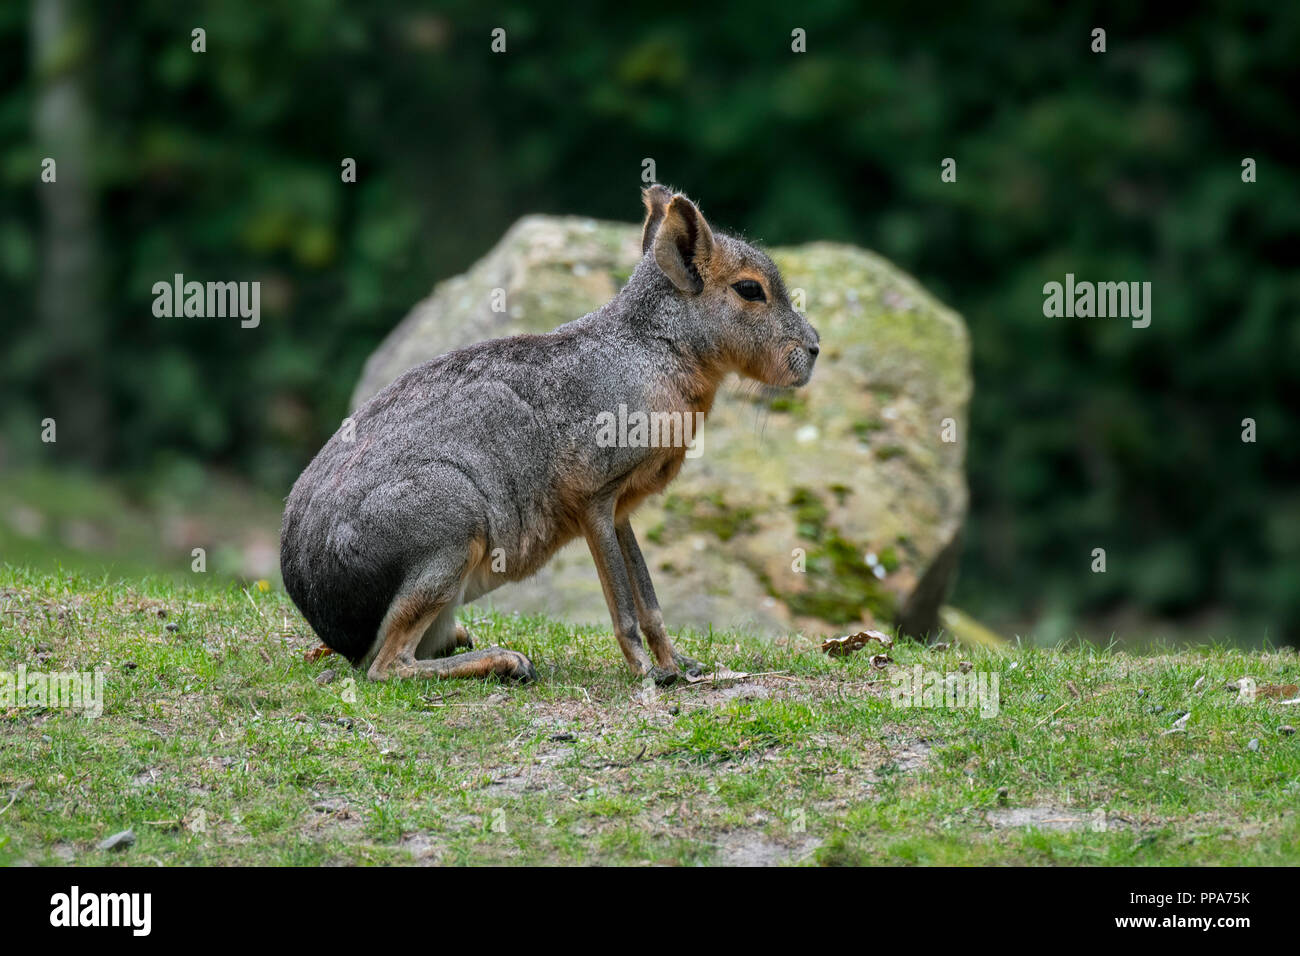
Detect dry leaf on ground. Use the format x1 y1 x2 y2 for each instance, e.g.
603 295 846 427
821 629 894 657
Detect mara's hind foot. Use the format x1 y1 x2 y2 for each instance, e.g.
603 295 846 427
378 647 536 684
367 586 534 684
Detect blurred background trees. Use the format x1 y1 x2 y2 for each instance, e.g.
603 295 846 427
1 1 1296 644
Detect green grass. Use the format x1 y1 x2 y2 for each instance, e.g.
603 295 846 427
0 468 285 584
1 565 1298 866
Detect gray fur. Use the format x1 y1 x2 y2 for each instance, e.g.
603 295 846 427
280 187 819 682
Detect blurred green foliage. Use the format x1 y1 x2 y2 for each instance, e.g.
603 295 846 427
1 1 1296 640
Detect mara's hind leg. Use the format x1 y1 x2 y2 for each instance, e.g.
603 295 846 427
412 606 484 658
431 615 534 680
414 604 461 659
370 578 534 684
414 645 535 681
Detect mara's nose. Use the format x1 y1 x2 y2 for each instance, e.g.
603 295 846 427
808 343 820 358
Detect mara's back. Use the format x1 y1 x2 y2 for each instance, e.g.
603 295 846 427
279 323 609 661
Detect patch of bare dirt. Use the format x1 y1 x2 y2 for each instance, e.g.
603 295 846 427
984 806 1114 832
713 831 821 866
397 830 445 864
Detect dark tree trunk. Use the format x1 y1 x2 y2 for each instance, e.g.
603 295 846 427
32 0 108 467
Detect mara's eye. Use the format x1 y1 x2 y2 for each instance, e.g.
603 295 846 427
731 279 766 302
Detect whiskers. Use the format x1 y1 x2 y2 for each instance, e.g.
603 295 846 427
724 377 781 441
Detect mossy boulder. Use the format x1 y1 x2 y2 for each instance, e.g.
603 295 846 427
352 215 971 638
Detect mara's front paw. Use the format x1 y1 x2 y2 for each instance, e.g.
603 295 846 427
647 665 680 687
672 651 705 678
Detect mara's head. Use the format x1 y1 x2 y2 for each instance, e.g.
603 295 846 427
639 184 820 388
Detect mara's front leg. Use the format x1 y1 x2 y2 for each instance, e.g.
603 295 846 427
582 500 679 685
614 519 704 677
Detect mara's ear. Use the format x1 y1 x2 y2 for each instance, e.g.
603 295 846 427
641 184 673 254
652 194 714 294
